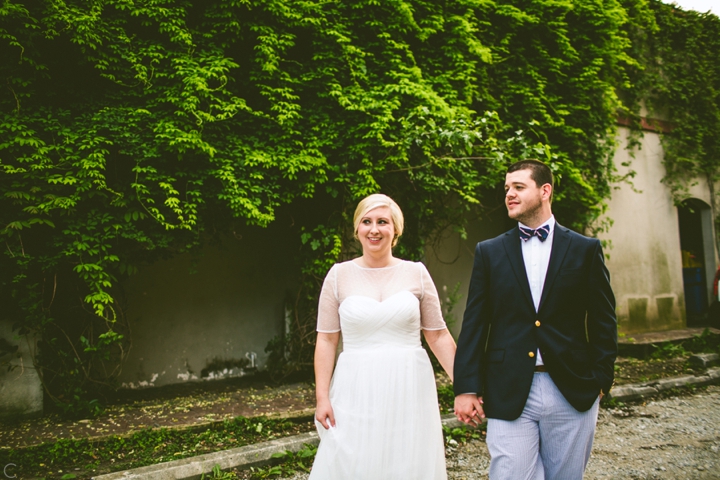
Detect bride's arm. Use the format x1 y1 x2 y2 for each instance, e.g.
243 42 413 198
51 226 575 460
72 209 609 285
314 331 340 429
423 328 456 382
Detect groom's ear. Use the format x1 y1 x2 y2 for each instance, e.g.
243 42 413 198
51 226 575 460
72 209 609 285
541 183 553 203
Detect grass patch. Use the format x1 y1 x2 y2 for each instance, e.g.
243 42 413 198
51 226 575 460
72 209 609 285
0 415 313 479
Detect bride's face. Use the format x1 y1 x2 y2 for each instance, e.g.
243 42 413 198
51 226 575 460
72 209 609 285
357 207 395 256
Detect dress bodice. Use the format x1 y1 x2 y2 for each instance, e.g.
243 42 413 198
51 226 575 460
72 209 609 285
316 260 446 336
339 291 422 350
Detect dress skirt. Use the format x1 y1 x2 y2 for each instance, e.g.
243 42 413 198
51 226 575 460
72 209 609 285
309 346 447 480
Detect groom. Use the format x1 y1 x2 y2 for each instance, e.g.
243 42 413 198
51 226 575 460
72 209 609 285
454 160 617 479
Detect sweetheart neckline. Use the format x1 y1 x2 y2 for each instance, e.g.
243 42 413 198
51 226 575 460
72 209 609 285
341 290 417 305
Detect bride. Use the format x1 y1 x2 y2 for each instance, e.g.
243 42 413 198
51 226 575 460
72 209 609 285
309 193 456 479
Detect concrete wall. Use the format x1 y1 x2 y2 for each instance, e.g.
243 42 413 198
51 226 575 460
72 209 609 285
601 126 715 333
0 320 43 420
118 226 297 389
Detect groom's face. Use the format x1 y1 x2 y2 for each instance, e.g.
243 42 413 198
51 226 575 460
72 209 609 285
504 169 545 223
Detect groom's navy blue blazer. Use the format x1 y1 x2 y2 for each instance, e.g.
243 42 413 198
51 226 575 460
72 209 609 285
453 223 617 420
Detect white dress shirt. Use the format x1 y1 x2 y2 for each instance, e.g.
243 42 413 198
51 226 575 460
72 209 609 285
519 215 555 366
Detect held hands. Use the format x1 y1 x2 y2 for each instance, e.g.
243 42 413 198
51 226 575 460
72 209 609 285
316 398 336 429
454 394 485 427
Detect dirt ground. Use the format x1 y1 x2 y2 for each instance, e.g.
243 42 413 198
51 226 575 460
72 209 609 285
0 354 707 450
0 375 315 449
614 355 693 384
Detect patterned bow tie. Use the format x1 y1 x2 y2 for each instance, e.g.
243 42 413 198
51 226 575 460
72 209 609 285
519 225 550 242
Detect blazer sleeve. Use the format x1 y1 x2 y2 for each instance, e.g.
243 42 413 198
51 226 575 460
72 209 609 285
586 240 618 394
453 242 492 396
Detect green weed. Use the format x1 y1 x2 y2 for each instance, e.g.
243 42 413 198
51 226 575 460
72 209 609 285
650 328 720 360
247 444 317 479
650 342 688 359
201 464 238 479
443 424 483 446
600 396 625 408
686 328 720 353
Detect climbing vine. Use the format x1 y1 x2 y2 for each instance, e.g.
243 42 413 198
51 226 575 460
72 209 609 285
622 1 720 250
1 0 647 411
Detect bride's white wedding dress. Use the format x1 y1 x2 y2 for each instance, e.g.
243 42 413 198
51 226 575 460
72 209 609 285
309 260 447 480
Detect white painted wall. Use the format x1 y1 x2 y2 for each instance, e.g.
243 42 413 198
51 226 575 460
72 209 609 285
600 126 707 333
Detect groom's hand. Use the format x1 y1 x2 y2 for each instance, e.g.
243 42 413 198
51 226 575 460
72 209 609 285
454 394 485 427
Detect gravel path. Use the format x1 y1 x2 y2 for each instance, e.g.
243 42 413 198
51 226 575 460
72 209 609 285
586 385 720 479
445 385 720 479
277 385 720 479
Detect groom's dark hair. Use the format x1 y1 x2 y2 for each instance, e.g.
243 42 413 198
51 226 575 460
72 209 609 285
507 159 554 190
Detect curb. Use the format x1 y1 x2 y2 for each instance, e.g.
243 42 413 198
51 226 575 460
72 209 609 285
607 367 720 402
94 369 720 480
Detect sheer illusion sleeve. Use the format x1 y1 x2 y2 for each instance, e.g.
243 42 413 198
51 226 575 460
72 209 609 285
316 264 341 333
418 263 447 330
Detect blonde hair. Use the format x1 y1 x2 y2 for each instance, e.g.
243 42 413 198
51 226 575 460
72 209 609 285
353 194 404 247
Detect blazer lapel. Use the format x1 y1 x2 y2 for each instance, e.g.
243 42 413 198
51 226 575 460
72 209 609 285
538 223 572 311
502 227 535 310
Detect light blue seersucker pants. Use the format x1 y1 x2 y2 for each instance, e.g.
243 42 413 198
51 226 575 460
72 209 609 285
486 372 600 480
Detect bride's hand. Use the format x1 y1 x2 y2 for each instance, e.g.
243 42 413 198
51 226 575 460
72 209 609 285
454 394 485 427
316 399 336 429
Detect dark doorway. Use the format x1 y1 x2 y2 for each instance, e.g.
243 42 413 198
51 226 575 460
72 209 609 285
678 199 715 326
